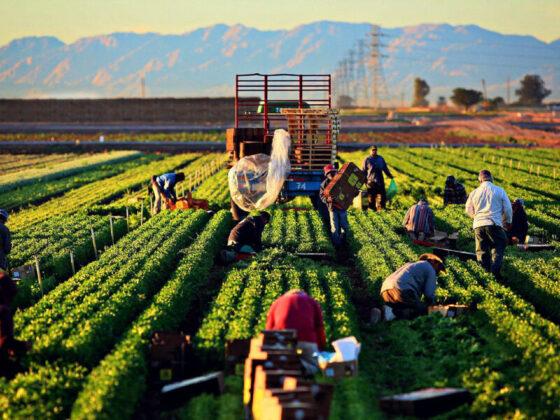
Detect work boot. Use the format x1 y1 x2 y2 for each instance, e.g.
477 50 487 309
370 308 382 324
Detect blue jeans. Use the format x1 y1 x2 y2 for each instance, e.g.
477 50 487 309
329 208 349 247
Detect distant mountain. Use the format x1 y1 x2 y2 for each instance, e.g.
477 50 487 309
0 22 558 102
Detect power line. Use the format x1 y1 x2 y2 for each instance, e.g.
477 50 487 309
387 55 558 69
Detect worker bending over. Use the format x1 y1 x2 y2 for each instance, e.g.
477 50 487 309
0 210 11 272
362 145 394 211
0 272 30 378
227 212 270 254
508 198 529 245
466 170 512 279
443 176 467 205
266 290 326 374
379 253 445 321
403 198 434 241
150 172 185 215
319 164 349 248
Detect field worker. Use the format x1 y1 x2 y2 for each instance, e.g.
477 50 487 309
378 253 445 321
362 145 394 211
230 198 248 222
319 164 349 248
443 175 467 205
266 289 326 373
0 210 11 272
0 272 30 379
227 211 270 254
466 169 512 279
150 172 185 215
507 198 529 245
402 198 435 241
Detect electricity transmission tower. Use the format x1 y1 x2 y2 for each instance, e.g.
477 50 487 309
369 25 389 109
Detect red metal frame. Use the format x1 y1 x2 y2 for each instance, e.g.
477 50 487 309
234 73 332 139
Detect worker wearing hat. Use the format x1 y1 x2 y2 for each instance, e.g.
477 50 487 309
362 145 394 211
319 163 349 248
376 253 445 321
0 209 10 272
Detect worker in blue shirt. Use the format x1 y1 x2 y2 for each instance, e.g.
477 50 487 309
362 146 393 211
150 172 185 214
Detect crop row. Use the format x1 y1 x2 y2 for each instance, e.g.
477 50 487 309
348 209 560 416
11 212 127 309
70 210 232 419
16 210 208 367
0 211 229 419
262 209 334 255
195 248 356 353
0 151 140 194
0 153 78 175
193 169 230 208
0 154 150 211
8 153 199 231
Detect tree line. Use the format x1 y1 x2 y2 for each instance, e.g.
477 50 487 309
413 75 552 111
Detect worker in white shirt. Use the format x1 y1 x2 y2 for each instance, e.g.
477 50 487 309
465 170 512 279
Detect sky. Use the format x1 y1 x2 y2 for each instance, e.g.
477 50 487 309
1 0 559 46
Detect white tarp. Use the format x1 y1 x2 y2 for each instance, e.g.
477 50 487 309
228 129 291 211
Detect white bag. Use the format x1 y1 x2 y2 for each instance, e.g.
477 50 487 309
228 129 291 211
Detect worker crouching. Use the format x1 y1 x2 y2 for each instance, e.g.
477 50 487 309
320 164 349 248
266 290 326 374
508 198 529 245
221 212 271 263
403 198 434 241
379 253 445 321
150 172 185 215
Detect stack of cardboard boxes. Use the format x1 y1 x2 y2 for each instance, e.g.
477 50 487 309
244 330 334 420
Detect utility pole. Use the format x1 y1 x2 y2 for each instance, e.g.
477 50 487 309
369 24 389 109
348 48 356 106
356 39 369 107
481 79 487 101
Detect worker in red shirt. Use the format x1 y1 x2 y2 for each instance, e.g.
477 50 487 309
266 290 326 373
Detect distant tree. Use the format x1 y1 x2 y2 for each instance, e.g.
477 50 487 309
337 95 354 108
437 96 447 107
412 78 430 107
490 96 505 108
515 74 551 105
450 88 483 111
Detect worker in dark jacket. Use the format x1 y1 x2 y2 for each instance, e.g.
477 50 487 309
266 289 326 373
319 164 349 248
362 146 393 211
227 212 271 253
403 198 435 241
379 253 445 320
0 209 11 271
507 198 529 245
443 176 467 205
151 172 185 214
0 272 30 379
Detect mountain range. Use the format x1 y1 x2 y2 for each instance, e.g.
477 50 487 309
0 21 558 102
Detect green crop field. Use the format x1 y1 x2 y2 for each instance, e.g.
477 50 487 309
1 147 559 419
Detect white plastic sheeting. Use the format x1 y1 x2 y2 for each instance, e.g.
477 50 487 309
228 129 291 211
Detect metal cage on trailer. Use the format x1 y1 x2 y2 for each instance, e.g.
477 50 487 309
226 73 340 200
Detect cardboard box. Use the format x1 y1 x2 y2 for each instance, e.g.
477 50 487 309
324 162 366 210
428 304 470 318
320 360 358 378
379 387 472 417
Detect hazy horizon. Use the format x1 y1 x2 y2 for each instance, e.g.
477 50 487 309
1 0 559 45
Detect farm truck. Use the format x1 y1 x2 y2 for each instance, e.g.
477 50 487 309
226 73 340 208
